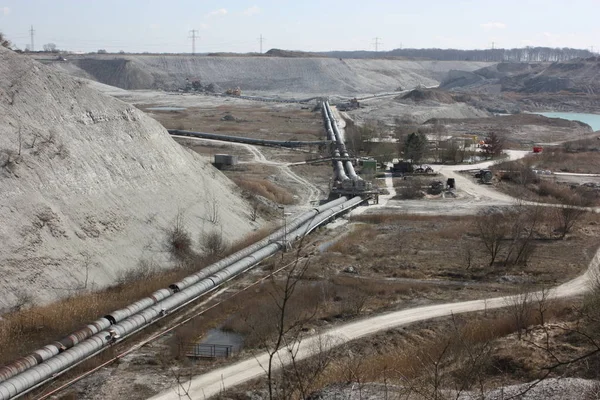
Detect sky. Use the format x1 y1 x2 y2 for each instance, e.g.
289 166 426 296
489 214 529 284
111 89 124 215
0 0 599 53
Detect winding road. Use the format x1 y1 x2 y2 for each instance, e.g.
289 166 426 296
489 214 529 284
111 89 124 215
151 147 600 400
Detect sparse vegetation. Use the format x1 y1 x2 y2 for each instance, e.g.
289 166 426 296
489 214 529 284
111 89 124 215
165 211 194 261
233 178 295 205
0 31 11 49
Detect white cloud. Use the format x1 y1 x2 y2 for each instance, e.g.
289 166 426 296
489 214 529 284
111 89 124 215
199 23 209 30
207 8 227 17
480 22 506 30
243 5 260 16
1 7 10 16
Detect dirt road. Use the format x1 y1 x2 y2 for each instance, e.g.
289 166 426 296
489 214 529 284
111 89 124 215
150 149 599 400
172 135 323 207
150 247 599 400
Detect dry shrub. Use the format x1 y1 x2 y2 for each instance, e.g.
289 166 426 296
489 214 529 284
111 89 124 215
313 304 570 394
233 178 295 205
327 225 375 254
222 281 328 348
395 178 425 200
200 230 228 258
0 259 211 365
537 180 571 200
351 213 468 224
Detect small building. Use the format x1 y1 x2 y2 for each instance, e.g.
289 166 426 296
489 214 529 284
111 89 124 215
214 154 238 169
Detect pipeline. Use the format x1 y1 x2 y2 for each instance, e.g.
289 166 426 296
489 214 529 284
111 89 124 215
0 197 349 385
0 97 370 399
0 196 365 400
168 130 331 148
321 101 362 186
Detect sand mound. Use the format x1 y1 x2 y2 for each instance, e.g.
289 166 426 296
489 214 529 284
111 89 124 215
41 54 490 96
0 47 255 310
399 88 456 103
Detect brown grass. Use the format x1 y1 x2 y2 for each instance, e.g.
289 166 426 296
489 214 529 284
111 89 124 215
0 265 198 365
0 226 288 366
233 178 296 205
311 300 572 393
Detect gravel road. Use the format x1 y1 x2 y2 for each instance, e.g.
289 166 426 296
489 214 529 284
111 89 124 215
150 246 599 400
150 147 599 400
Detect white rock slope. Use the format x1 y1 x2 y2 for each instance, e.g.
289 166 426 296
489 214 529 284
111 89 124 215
0 47 254 310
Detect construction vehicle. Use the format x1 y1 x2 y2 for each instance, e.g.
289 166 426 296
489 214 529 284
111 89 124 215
337 98 360 111
475 169 493 184
225 86 241 96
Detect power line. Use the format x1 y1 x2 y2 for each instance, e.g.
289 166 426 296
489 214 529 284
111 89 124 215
188 29 199 55
258 34 265 54
29 25 35 52
373 37 382 52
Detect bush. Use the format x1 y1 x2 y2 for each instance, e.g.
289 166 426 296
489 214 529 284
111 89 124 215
233 178 295 205
200 230 228 258
166 213 193 260
396 179 424 200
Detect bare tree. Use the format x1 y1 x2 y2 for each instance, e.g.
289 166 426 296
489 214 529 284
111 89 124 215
166 209 193 261
554 196 589 239
205 191 220 225
506 290 533 340
0 32 11 49
476 210 508 266
42 43 57 52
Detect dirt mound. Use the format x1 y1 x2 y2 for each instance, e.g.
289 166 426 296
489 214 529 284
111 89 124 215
442 60 600 94
399 88 456 103
38 54 490 95
0 47 255 310
265 48 320 58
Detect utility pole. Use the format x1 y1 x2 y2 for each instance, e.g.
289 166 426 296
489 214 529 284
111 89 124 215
258 34 265 54
373 37 382 52
29 25 35 52
188 29 199 55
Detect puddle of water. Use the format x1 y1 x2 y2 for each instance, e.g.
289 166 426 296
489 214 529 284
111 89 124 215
146 106 187 111
199 328 244 352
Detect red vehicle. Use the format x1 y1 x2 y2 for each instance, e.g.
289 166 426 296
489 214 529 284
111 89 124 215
532 146 543 153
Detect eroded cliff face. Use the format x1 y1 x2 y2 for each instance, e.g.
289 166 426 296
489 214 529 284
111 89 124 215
0 47 255 310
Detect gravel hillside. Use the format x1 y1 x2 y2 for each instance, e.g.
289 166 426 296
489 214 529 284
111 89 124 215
442 59 600 94
44 55 491 95
0 47 255 311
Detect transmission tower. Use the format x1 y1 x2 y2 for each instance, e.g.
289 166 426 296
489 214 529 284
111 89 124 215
29 25 35 52
189 30 199 55
258 34 265 54
373 37 382 52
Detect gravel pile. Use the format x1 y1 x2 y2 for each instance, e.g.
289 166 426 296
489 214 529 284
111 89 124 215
46 55 491 95
0 47 256 310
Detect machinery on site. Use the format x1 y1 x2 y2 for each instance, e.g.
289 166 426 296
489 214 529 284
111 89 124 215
475 169 493 184
225 87 242 96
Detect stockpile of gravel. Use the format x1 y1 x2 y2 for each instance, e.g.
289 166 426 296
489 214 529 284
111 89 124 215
0 47 255 310
48 55 491 95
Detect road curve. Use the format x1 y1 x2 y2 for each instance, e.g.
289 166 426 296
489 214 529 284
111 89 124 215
150 246 600 400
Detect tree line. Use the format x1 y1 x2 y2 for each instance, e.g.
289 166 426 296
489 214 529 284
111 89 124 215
325 47 595 62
